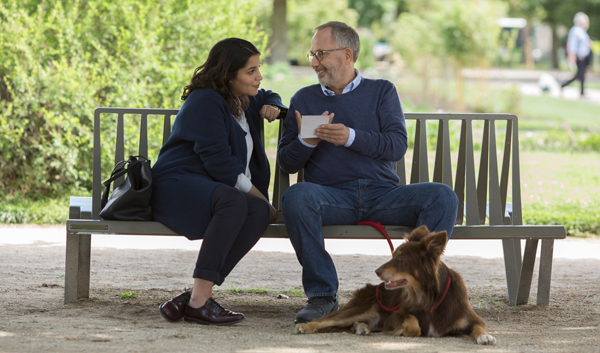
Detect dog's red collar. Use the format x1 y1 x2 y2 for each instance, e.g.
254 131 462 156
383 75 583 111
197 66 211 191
376 283 404 312
376 276 452 314
427 275 452 313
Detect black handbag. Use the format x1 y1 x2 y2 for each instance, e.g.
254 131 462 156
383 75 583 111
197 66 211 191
99 156 153 221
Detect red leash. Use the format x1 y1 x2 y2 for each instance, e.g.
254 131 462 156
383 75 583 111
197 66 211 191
427 276 452 313
375 283 404 312
356 221 394 255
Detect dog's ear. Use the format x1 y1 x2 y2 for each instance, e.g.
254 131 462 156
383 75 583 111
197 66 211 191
405 225 430 242
420 230 448 258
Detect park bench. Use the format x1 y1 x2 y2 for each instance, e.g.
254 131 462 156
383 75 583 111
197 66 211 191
66 107 566 307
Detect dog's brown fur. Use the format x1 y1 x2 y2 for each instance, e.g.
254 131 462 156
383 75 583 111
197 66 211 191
295 225 496 345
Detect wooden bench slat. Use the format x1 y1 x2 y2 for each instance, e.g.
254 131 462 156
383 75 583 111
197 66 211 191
488 120 505 226
500 120 512 222
465 120 480 225
139 113 148 158
477 120 490 224
115 112 125 188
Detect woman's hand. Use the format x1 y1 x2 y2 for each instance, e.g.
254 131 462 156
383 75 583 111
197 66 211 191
248 184 279 223
260 105 280 123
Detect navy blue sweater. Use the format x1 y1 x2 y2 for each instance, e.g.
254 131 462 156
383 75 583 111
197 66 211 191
278 78 407 186
151 88 284 239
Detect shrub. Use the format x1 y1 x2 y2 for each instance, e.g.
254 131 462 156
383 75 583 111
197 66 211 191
0 0 267 198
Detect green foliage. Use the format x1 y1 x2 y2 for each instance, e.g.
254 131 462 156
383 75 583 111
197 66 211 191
118 291 138 298
0 196 67 224
436 0 504 67
0 0 267 199
349 0 405 28
285 0 359 65
355 28 376 71
284 287 305 297
392 0 504 69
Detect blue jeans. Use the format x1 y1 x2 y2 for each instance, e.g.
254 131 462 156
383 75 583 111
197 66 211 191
281 179 459 298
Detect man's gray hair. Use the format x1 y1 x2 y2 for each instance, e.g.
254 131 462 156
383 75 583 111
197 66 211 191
574 12 588 26
315 21 360 63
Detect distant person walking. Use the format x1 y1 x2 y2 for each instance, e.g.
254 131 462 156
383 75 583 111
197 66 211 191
561 12 592 96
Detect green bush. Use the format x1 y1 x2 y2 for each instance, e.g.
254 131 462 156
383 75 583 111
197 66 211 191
0 197 67 224
520 129 600 153
0 0 267 199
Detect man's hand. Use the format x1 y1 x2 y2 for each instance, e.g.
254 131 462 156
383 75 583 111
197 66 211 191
260 105 280 123
316 122 350 146
296 110 335 146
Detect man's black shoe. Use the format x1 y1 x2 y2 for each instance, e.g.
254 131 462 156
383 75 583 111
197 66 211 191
294 295 339 324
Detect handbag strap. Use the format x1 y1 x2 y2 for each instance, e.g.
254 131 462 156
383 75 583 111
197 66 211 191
104 156 149 186
100 156 149 209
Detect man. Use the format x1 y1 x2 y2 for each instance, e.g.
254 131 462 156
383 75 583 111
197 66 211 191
561 12 592 96
277 21 459 324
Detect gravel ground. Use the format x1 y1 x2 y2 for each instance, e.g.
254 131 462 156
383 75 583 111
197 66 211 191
1 232 599 353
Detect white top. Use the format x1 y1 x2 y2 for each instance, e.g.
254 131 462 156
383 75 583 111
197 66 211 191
234 111 253 193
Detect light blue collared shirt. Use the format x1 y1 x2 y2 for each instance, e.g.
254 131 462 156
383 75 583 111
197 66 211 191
300 69 362 148
567 25 591 59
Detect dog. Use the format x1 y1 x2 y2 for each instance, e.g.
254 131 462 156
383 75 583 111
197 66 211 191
295 225 497 345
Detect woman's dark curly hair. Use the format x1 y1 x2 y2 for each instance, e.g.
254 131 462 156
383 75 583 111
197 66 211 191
182 38 260 118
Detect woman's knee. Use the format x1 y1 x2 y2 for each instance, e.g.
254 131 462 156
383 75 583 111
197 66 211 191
246 195 270 228
211 184 247 215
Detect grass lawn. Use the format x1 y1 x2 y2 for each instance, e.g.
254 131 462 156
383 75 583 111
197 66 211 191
519 152 600 236
519 94 600 131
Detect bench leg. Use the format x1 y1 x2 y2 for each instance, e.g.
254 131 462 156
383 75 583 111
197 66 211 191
501 239 522 306
516 239 539 305
65 232 91 303
536 239 554 305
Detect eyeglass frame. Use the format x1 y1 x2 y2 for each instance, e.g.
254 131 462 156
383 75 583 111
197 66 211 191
307 48 347 62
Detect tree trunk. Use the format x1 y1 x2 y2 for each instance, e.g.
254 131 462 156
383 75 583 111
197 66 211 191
551 25 559 69
271 0 287 63
522 24 534 69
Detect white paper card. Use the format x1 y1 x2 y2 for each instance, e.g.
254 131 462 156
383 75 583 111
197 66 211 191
300 115 330 139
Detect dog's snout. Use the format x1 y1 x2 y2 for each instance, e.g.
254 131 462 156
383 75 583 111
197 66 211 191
375 268 382 277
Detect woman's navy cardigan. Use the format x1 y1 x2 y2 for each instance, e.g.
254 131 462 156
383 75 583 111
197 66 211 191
150 88 284 239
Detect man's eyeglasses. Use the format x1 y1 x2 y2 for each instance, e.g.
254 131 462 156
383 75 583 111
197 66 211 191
307 48 346 62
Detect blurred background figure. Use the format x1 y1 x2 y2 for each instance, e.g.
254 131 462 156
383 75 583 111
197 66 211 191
538 72 560 96
561 12 592 97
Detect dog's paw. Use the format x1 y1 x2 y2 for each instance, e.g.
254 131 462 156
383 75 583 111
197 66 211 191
476 334 497 345
353 322 371 335
295 323 313 334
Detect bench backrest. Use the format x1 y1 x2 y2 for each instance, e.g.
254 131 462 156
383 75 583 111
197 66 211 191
91 108 521 228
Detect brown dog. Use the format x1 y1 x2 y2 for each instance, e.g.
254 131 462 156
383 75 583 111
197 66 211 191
295 225 496 345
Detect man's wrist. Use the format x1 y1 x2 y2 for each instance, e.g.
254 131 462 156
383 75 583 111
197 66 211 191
298 134 318 148
344 128 356 147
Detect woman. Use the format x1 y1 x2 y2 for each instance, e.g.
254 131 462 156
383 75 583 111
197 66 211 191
151 38 285 325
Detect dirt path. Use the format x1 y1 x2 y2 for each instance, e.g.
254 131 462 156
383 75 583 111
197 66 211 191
1 239 599 352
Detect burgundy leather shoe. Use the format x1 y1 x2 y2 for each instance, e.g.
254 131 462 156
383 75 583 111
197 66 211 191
159 290 191 322
183 298 245 326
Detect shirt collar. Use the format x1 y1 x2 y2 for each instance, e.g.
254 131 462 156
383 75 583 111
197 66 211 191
320 69 362 96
